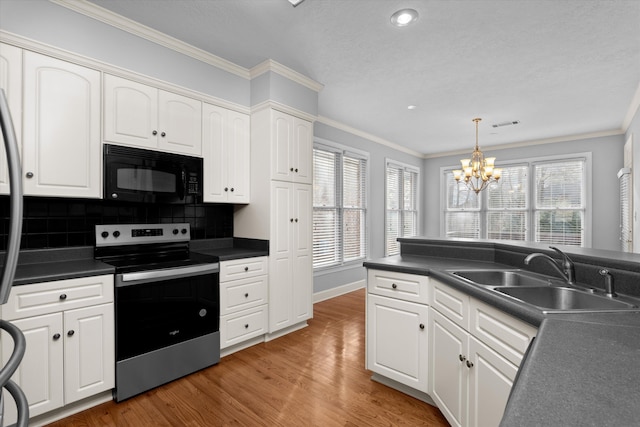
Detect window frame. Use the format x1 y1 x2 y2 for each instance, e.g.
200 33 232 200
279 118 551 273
440 152 592 247
313 138 370 272
385 159 421 256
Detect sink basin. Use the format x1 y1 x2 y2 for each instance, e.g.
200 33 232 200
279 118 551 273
452 270 556 287
497 286 639 312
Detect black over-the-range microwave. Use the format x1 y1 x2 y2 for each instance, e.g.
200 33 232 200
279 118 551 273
104 144 203 204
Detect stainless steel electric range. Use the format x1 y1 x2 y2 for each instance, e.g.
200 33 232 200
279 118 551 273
95 223 220 402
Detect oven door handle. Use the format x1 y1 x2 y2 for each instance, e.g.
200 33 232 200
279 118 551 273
116 263 219 287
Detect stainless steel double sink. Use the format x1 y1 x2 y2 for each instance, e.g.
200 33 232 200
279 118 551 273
449 269 640 313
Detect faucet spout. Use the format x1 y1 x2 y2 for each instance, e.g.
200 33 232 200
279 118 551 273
524 246 576 286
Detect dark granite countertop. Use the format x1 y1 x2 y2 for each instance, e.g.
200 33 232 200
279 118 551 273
501 313 640 427
5 237 269 285
364 245 640 426
190 237 268 261
9 247 115 285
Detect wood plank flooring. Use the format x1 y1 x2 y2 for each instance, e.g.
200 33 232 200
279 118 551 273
46 289 448 426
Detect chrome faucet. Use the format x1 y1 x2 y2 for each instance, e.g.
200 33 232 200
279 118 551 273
524 246 576 286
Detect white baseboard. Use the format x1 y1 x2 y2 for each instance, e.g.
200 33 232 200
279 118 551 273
313 279 365 303
265 321 308 341
220 335 266 358
370 373 438 408
28 391 113 427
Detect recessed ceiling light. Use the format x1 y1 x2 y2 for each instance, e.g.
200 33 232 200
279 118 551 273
288 0 305 7
407 105 417 110
391 9 418 27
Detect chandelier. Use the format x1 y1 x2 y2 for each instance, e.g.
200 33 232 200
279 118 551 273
452 118 502 194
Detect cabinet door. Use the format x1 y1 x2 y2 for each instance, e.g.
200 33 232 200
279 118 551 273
23 52 101 198
202 103 228 202
430 308 467 427
1 313 64 425
158 90 202 156
270 109 293 181
269 181 293 332
467 336 518 427
292 183 312 322
227 110 250 203
0 43 22 195
292 117 312 184
103 74 158 149
367 294 429 392
63 303 115 404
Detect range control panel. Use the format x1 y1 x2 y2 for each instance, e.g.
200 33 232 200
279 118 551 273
95 223 191 247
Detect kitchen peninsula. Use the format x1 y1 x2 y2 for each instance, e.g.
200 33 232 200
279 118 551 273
364 237 640 427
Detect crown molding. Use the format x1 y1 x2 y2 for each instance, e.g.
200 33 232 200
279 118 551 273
251 100 317 123
50 0 250 79
250 59 324 93
424 129 625 159
315 116 425 158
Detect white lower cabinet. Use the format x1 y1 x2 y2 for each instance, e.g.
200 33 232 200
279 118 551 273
219 257 269 352
0 275 114 426
467 336 518 427
429 279 536 427
366 270 537 427
366 294 429 392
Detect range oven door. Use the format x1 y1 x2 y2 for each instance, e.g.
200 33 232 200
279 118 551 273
114 263 219 362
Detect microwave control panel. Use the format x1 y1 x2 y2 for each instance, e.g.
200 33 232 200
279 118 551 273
187 173 199 194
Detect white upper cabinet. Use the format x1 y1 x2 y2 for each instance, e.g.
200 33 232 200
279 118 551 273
202 103 250 203
270 110 312 184
103 74 202 156
22 51 101 198
0 43 22 195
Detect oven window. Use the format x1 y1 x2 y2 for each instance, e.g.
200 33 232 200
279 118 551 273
115 273 219 361
117 167 176 193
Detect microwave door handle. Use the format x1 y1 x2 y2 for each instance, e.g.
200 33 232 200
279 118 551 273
179 168 186 201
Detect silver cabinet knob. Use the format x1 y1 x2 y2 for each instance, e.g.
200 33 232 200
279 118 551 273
466 360 474 368
459 354 466 362
25 172 34 179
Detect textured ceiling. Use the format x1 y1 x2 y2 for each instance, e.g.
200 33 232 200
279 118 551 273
88 0 640 156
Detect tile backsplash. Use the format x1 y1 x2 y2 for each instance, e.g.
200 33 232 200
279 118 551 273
0 196 233 250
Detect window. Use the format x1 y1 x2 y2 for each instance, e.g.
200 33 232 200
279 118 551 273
443 155 589 247
313 142 368 269
386 160 420 255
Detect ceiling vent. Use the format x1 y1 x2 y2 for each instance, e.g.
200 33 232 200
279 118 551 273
492 120 520 128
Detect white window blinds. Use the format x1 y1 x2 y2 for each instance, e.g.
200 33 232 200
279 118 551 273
443 156 588 246
487 165 528 241
534 159 585 246
386 161 420 255
313 149 339 268
444 172 480 239
313 144 368 269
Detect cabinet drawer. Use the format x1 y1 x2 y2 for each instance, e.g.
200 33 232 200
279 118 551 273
469 298 537 366
220 257 268 282
220 305 268 349
367 269 430 304
220 275 268 316
1 275 114 321
430 279 470 330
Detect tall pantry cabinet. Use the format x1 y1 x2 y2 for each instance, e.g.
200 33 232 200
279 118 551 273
235 107 313 335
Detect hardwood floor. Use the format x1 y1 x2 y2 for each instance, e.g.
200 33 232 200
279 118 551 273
46 289 448 426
